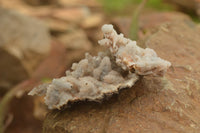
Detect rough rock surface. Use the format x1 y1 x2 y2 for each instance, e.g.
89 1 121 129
112 12 190 37
43 20 200 133
0 8 50 89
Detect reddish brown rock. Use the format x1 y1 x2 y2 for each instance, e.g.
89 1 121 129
112 12 190 37
43 20 200 133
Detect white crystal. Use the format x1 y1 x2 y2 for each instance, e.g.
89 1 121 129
99 24 171 76
28 24 171 110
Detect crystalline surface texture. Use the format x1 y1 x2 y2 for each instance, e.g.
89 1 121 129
98 24 171 76
29 24 171 110
29 53 138 109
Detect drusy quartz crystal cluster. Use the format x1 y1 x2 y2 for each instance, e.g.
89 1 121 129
29 24 171 110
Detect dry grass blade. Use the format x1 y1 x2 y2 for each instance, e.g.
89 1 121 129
130 0 148 40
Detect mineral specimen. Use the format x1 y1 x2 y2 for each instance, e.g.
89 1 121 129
98 24 171 76
29 24 171 110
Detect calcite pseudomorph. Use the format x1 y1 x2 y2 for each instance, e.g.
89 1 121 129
99 24 171 76
29 24 171 110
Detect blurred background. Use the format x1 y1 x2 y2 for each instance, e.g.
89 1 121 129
0 0 199 133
